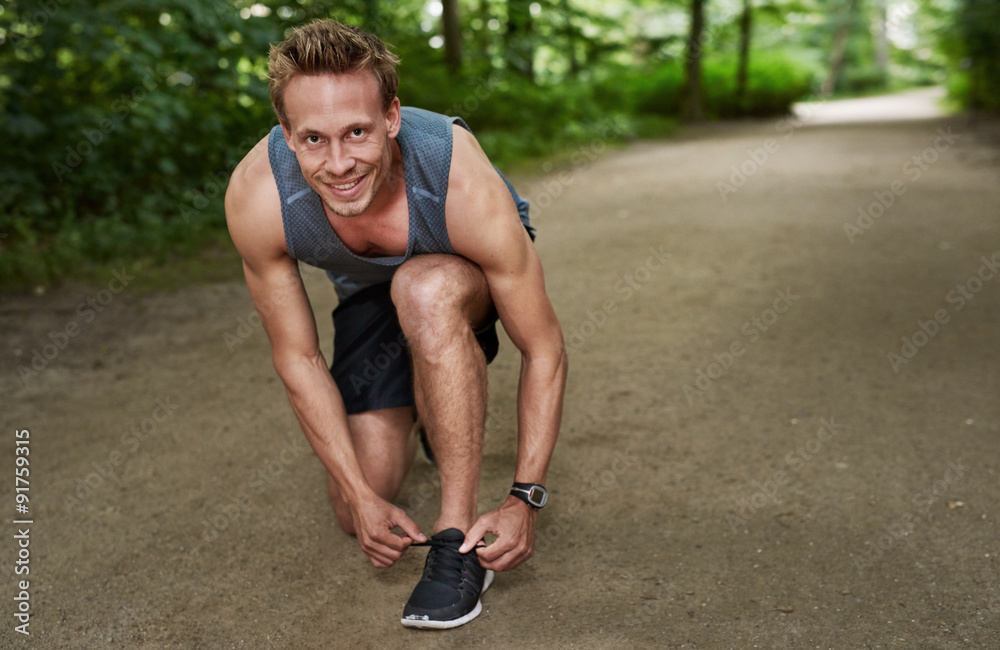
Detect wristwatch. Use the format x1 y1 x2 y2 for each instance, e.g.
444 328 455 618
510 482 548 509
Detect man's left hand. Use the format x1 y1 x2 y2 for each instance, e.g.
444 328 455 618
460 495 537 571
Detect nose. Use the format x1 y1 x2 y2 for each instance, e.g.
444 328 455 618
324 142 355 178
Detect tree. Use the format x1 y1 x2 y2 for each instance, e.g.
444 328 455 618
822 0 859 95
506 0 535 81
871 0 889 78
956 0 1000 112
442 0 463 75
681 0 706 121
735 0 753 109
560 0 582 77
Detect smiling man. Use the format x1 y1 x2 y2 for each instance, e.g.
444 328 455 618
225 20 567 629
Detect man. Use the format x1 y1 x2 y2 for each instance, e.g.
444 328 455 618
225 19 567 629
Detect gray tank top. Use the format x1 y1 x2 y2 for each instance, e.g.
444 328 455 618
268 107 532 300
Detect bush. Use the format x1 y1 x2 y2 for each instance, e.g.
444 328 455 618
951 0 1000 113
0 0 292 290
616 52 813 120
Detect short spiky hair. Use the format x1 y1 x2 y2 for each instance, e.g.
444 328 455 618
268 19 400 125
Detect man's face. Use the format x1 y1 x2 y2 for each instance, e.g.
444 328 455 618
281 71 400 218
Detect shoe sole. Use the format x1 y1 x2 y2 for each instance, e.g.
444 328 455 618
400 570 494 630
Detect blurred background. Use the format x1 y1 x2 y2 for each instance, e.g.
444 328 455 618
1 0 997 292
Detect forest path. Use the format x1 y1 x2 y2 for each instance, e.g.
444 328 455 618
2 88 999 648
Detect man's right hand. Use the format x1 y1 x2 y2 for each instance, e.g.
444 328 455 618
351 494 426 568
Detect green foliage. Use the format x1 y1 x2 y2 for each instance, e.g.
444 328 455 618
611 52 814 120
0 0 945 291
951 0 1000 112
0 0 286 289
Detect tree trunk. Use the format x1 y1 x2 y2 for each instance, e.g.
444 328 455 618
442 0 463 76
735 0 752 110
871 0 889 81
822 0 858 96
506 0 535 82
681 0 706 121
561 0 580 78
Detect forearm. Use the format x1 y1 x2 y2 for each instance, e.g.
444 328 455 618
513 346 568 485
276 352 374 505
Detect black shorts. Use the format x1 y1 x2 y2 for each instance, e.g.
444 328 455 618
330 282 500 415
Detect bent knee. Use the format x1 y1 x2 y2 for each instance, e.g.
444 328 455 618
390 256 491 337
390 255 469 314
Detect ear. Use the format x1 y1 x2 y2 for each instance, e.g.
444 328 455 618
385 97 401 138
280 121 296 152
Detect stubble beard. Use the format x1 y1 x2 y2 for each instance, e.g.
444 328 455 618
313 164 376 218
315 136 395 219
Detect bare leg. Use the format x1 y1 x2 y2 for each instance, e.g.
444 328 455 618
390 255 493 535
327 406 417 535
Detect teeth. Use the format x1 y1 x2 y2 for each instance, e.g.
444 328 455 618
331 179 360 190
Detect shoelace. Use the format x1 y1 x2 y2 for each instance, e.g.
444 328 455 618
411 538 486 585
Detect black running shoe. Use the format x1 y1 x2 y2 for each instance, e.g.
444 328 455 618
401 528 493 629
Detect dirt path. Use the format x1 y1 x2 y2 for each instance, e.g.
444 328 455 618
3 89 1000 648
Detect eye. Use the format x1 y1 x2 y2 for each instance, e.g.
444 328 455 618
351 128 364 138
306 135 321 144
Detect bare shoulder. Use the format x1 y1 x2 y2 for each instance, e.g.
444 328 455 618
447 124 519 233
449 124 500 193
447 124 528 269
225 135 286 266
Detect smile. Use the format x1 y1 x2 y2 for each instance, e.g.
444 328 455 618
330 178 361 190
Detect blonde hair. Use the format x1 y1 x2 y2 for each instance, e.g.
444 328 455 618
268 19 400 125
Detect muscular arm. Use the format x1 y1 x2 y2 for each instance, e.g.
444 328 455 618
224 138 424 566
447 126 569 568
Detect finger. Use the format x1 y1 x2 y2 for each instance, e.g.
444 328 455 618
363 542 395 568
474 533 511 563
394 511 426 544
460 517 492 554
374 525 410 553
369 550 398 568
361 531 405 564
482 545 530 572
480 547 515 571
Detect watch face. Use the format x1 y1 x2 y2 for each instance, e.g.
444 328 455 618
527 486 547 508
